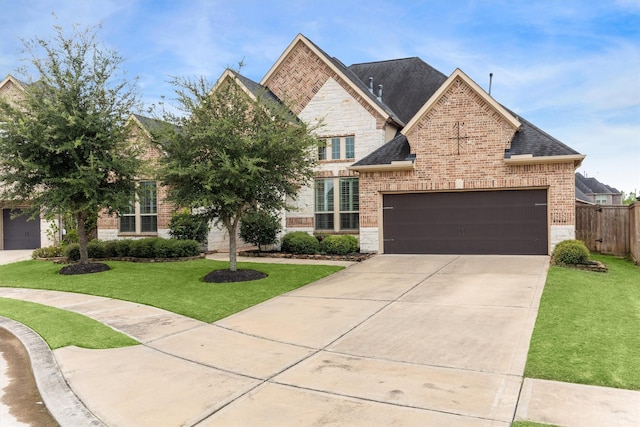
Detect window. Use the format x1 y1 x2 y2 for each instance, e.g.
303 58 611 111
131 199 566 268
339 178 359 230
315 178 334 230
119 181 158 234
319 136 355 161
595 195 607 204
314 177 359 231
318 140 327 160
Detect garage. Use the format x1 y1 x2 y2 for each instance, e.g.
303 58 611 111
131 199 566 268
382 189 548 255
2 209 41 250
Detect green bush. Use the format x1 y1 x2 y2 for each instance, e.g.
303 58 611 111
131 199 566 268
240 210 281 251
87 240 106 259
552 240 590 265
114 239 132 257
64 243 81 262
166 239 199 258
281 231 320 254
129 238 156 258
61 238 200 261
168 211 210 243
102 240 119 258
32 246 64 259
320 235 359 255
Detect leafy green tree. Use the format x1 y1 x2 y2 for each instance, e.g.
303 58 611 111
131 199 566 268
622 190 638 205
240 209 281 251
156 70 317 271
0 23 142 265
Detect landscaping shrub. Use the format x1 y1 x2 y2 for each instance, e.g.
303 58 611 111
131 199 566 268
552 239 590 265
320 235 359 255
102 240 119 258
240 209 281 251
87 240 106 259
168 211 209 244
32 246 64 259
114 239 132 257
167 239 199 258
281 231 320 254
128 238 156 258
60 238 200 261
64 243 81 262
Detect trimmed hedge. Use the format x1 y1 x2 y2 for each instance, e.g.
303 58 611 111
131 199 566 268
552 239 590 265
320 235 358 255
63 238 200 261
281 231 320 254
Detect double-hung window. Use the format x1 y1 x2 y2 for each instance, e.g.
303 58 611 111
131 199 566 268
119 181 158 234
315 177 359 231
318 136 355 161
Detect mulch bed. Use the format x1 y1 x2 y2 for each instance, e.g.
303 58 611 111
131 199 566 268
204 269 267 283
58 262 111 275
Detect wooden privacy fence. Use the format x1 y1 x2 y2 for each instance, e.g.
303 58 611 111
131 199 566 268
576 203 639 262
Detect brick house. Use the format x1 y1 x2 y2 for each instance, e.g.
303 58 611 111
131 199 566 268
2 34 586 255
0 75 57 250
260 34 584 255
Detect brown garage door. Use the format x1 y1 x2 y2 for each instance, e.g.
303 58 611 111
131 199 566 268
3 209 41 250
383 190 548 255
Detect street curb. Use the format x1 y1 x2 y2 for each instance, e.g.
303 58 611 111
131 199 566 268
0 316 104 427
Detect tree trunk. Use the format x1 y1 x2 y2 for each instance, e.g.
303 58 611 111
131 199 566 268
76 211 90 265
225 217 239 272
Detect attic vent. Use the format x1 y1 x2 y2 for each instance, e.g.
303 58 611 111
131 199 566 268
377 84 383 101
369 77 374 93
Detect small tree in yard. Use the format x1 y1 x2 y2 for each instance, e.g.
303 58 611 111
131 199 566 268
240 209 281 252
157 70 317 273
0 24 142 268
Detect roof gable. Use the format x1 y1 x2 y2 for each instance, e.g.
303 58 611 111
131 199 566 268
402 68 521 136
261 34 400 125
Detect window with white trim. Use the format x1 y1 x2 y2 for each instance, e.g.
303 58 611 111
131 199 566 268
119 181 157 233
314 177 359 231
318 136 355 161
595 195 607 204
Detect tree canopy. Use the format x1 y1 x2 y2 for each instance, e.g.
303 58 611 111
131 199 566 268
156 70 318 271
0 23 142 265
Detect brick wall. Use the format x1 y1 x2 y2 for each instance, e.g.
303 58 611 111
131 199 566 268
358 76 576 253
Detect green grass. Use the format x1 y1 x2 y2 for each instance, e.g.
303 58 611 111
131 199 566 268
511 422 559 427
0 297 139 349
525 254 640 390
0 259 343 323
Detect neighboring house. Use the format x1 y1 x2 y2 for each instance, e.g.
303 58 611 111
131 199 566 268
575 172 623 205
0 75 57 250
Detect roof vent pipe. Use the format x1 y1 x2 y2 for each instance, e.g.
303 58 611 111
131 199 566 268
377 84 383 101
489 73 493 96
369 77 374 93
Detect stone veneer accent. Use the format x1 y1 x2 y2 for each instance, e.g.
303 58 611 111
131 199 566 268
358 77 576 254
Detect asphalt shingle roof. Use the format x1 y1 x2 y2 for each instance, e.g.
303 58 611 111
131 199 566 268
352 133 412 167
348 58 448 124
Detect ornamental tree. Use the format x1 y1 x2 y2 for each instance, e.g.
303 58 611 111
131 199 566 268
0 24 142 265
156 70 318 271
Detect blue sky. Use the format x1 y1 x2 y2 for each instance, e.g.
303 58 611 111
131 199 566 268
1 0 639 194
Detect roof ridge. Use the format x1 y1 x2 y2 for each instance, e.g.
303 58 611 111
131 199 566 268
349 57 422 67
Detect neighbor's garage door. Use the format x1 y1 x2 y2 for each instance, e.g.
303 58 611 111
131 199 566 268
2 209 41 250
383 189 547 255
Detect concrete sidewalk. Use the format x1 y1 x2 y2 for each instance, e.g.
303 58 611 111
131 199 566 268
1 254 639 426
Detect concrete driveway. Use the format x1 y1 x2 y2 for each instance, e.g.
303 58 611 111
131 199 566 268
9 254 548 426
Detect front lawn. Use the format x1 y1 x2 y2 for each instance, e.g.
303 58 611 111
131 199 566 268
525 254 640 390
0 259 343 323
0 298 139 349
